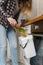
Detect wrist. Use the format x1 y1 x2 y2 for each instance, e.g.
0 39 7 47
14 23 17 27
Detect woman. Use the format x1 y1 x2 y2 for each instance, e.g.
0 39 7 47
0 0 21 65
0 0 32 65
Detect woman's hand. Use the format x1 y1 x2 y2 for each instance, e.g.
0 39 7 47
15 23 21 28
7 17 21 28
7 17 17 27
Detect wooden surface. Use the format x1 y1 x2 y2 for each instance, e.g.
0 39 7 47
21 15 43 27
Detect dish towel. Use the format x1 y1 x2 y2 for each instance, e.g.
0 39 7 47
18 35 36 58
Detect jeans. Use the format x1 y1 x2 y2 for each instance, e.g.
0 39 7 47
0 25 18 65
31 36 43 65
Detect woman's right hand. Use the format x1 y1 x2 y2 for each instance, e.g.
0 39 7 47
7 17 21 28
7 17 17 27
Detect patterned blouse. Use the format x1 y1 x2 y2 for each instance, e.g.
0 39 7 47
0 0 19 30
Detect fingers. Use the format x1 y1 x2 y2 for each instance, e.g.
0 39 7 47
7 18 17 27
7 18 21 28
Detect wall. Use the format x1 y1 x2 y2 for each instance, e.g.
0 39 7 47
37 0 43 16
30 0 43 19
30 0 37 19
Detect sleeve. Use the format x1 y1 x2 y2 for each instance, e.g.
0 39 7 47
0 0 10 19
0 0 11 29
0 0 11 26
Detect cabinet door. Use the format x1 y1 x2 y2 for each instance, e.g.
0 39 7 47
31 20 43 33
